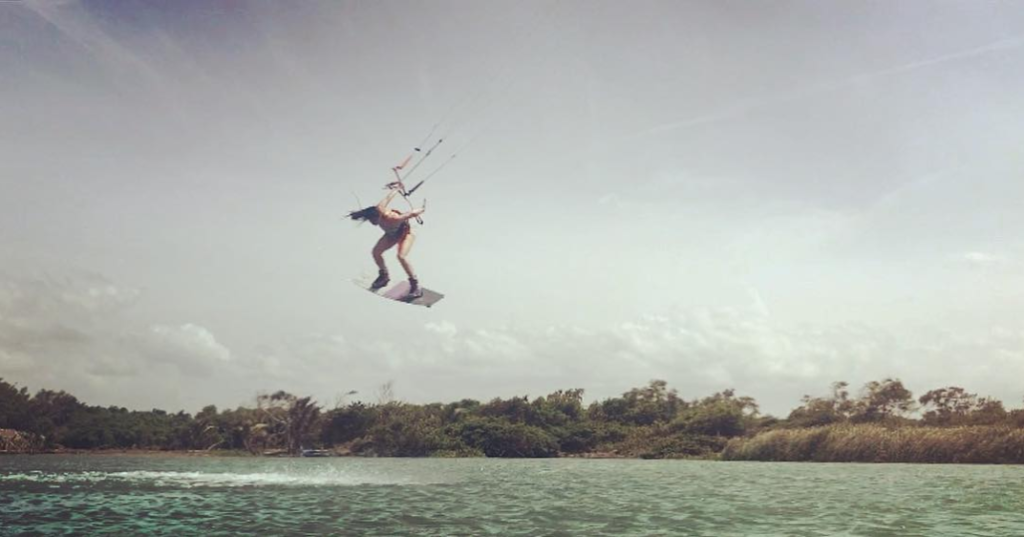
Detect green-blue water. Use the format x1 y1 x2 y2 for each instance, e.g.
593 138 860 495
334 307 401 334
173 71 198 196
2 455 1022 536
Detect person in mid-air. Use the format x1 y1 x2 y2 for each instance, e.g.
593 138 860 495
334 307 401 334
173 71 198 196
348 186 426 297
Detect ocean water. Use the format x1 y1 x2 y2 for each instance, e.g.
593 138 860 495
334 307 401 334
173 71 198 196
2 455 1023 536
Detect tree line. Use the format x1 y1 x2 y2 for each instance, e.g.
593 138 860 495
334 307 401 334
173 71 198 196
2 377 1023 461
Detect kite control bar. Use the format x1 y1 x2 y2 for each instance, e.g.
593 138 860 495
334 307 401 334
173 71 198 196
382 137 444 225
385 175 423 225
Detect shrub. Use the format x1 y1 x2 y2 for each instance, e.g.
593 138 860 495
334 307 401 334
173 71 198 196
453 417 559 457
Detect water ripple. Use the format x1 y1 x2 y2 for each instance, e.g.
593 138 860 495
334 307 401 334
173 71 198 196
2 456 1024 536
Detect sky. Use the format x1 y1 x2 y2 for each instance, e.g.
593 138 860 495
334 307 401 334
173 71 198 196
1 0 1023 416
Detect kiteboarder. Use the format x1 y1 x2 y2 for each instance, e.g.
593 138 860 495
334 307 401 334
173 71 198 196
348 186 426 298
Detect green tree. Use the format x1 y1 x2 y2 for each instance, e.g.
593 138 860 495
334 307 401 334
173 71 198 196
187 405 224 450
530 389 585 426
589 380 685 426
256 391 323 454
919 387 1007 426
454 417 559 457
787 382 854 428
850 378 915 423
321 402 377 445
674 390 759 437
363 403 466 456
0 378 32 431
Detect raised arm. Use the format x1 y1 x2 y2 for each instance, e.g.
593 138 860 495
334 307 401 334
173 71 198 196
377 188 400 211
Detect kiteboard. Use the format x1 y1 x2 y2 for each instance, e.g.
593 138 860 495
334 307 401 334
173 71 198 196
353 277 445 308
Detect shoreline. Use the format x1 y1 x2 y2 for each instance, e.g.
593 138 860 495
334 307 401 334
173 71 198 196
1 449 248 457
3 448 1020 464
0 448 646 459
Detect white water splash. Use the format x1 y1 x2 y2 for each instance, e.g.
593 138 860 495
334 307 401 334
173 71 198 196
0 470 424 488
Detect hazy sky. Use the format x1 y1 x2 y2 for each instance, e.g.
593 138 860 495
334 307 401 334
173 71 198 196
2 0 1023 415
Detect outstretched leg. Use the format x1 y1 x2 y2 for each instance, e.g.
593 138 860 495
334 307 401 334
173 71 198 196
396 232 417 279
371 234 398 289
396 232 422 297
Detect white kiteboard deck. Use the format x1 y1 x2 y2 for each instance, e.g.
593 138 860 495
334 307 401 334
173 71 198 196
353 277 444 308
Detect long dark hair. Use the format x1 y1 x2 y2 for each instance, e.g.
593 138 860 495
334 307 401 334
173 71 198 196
348 206 380 223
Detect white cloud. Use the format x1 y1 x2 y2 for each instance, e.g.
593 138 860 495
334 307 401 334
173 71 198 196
424 321 458 338
0 272 140 321
2 268 1022 416
0 271 148 396
312 306 1024 416
72 283 141 312
0 273 131 360
955 252 1022 278
141 323 232 375
963 251 1005 266
0 348 35 373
